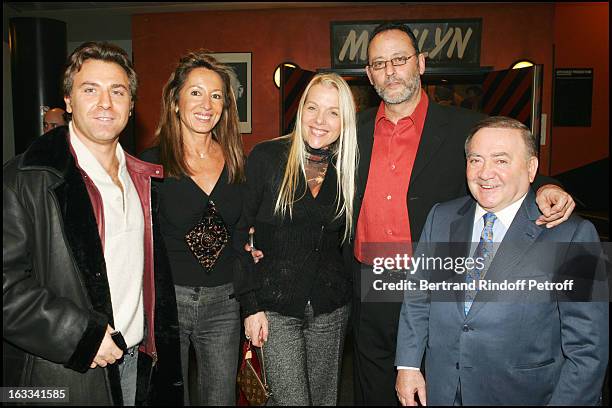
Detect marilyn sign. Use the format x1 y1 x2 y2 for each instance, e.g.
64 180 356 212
331 19 482 69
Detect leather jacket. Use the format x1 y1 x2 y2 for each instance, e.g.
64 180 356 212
3 127 183 405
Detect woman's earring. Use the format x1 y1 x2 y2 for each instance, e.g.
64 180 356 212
175 106 179 113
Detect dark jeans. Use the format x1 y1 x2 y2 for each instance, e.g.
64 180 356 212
175 283 240 406
264 303 350 406
118 345 139 406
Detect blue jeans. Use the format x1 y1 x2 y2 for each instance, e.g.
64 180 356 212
118 345 139 406
175 283 240 405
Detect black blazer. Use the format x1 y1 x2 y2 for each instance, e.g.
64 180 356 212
351 101 558 248
352 102 486 243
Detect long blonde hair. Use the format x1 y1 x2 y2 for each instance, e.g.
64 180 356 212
274 73 358 242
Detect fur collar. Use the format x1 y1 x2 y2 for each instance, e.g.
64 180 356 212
19 126 74 176
20 126 163 179
20 126 123 404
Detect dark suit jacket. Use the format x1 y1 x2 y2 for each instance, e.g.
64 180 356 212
395 190 609 405
351 102 485 244
350 101 556 247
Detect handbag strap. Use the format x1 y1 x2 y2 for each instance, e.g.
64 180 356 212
247 340 268 387
260 342 267 387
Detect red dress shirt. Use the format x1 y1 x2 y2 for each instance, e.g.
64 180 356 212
354 90 429 264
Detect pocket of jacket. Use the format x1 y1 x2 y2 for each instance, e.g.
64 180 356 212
513 358 555 370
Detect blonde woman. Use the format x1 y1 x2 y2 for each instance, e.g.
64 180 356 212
234 73 358 405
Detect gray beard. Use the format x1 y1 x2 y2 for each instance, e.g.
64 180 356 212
374 73 421 105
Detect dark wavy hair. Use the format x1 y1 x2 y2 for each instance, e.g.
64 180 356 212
155 50 245 182
62 41 137 99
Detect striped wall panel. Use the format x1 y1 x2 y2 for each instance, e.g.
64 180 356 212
481 67 534 127
280 66 315 135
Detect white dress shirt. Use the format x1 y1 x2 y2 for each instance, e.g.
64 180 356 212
470 193 527 251
69 122 144 348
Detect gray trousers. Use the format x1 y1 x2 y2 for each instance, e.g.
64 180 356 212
263 303 349 406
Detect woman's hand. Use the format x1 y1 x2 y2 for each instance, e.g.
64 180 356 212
244 244 264 263
244 311 269 347
244 227 264 263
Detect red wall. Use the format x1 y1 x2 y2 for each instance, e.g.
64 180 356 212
550 2 609 175
132 3 607 176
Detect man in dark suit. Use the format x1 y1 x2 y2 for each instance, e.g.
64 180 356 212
395 116 608 405
348 22 577 405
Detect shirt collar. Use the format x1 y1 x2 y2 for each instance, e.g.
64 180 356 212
69 121 126 180
473 193 528 230
374 89 429 133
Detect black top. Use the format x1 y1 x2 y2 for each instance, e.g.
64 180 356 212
233 138 351 318
140 147 243 287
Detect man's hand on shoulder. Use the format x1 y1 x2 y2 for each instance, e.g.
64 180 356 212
535 184 575 228
396 369 427 406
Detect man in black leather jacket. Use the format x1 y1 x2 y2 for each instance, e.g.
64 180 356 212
3 42 182 405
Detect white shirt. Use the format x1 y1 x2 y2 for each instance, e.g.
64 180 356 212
398 193 528 371
69 122 144 348
470 193 527 247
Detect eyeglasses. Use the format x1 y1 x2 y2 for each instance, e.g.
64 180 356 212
368 53 418 71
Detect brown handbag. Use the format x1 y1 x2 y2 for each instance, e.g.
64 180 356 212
237 340 271 406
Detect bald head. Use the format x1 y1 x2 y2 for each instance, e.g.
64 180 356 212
43 108 67 133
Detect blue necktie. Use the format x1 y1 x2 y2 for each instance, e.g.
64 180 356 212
465 212 497 315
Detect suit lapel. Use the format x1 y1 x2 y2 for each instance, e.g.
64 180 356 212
467 190 544 319
449 199 476 317
356 108 375 198
409 103 448 188
352 108 376 235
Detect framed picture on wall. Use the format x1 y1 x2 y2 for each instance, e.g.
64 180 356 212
210 52 252 133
